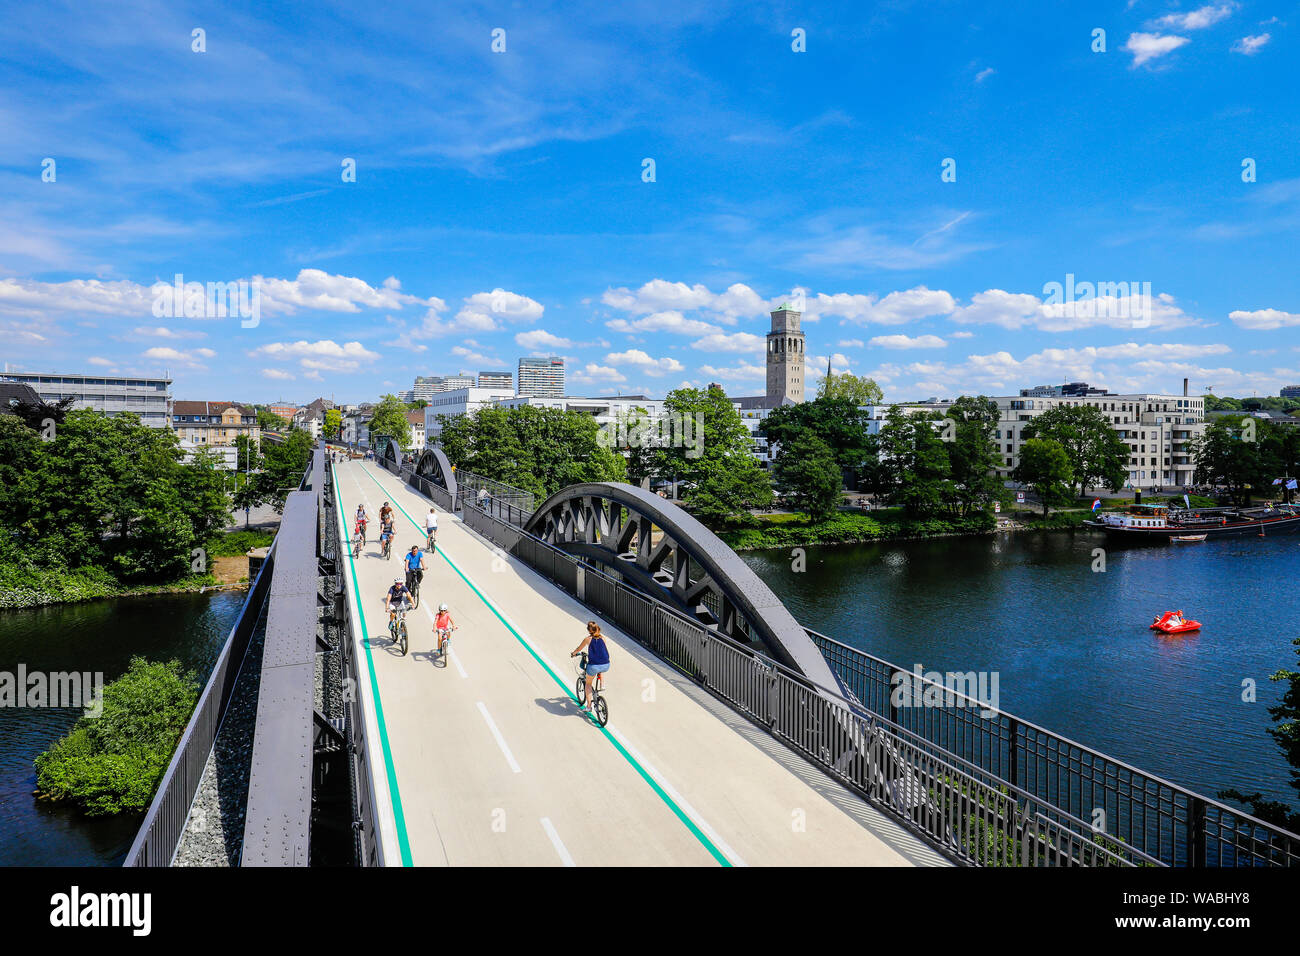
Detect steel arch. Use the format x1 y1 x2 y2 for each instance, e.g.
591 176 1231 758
523 482 843 692
415 446 458 499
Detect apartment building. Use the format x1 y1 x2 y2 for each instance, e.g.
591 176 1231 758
478 371 513 390
0 370 172 428
517 357 565 397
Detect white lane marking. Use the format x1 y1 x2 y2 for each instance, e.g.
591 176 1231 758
540 817 576 867
476 701 522 774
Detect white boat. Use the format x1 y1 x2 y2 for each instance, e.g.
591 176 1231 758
1171 534 1207 542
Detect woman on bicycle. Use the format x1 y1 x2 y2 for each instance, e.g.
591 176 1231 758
434 603 456 654
571 621 610 713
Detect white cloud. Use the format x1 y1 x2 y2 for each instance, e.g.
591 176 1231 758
1125 32 1192 67
692 331 767 353
262 368 295 381
141 346 214 367
87 356 114 366
605 349 685 376
951 331 974 339
251 339 380 373
133 325 206 339
600 280 765 323
952 288 1199 331
607 311 721 336
1229 308 1300 330
1152 3 1236 31
837 339 865 348
450 345 503 366
698 361 766 382
975 67 995 83
570 363 627 385
809 286 957 325
1232 33 1271 54
515 329 573 351
870 334 948 349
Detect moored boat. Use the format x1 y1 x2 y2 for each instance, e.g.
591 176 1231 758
1084 502 1300 539
1171 534 1207 542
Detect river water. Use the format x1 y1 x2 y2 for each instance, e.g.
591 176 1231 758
741 529 1299 808
0 591 246 867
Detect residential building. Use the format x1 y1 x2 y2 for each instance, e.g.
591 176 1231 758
423 386 517 439
172 401 260 446
0 369 172 428
0 382 42 412
1282 386 1300 399
766 304 806 406
267 402 299 423
478 370 513 390
517 357 565 397
294 397 333 439
405 409 426 450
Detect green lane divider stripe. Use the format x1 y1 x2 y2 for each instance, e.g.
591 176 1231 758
333 462 414 866
361 464 731 867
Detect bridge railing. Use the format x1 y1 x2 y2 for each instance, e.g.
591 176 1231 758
456 493 1298 867
123 534 276 866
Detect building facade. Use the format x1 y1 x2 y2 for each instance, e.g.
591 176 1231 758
172 401 260 446
423 386 517 439
517 357 565 397
765 305 805 406
0 370 172 428
1282 386 1300 399
478 370 513 390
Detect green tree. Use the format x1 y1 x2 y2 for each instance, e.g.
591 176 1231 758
772 433 842 520
654 385 772 526
1021 404 1128 497
367 394 411 450
875 408 955 518
944 396 1005 517
760 396 873 473
256 408 288 432
324 408 342 440
437 405 625 498
1190 416 1266 505
34 658 199 816
817 372 883 406
1012 438 1073 516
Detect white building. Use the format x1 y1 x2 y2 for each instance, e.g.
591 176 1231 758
517 357 565 397
423 386 517 439
478 370 513 390
0 369 172 428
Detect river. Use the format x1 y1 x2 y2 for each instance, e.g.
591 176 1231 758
0 591 246 867
741 529 1299 808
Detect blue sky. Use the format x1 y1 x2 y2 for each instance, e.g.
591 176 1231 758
1 0 1297 404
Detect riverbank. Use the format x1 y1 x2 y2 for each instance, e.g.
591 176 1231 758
719 509 999 550
0 529 271 610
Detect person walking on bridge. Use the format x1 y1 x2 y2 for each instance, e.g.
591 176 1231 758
571 621 611 714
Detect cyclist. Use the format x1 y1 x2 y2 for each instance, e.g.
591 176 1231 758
379 501 393 527
384 577 412 628
433 602 457 655
425 507 438 551
379 513 395 557
570 621 610 714
354 504 368 542
403 544 425 594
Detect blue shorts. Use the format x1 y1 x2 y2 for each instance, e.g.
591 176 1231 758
585 662 610 676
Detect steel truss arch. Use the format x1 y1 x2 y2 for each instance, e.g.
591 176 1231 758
415 446 458 499
523 482 842 691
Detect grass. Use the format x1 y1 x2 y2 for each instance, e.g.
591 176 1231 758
206 529 275 557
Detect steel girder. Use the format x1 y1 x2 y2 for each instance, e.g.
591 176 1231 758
415 446 458 498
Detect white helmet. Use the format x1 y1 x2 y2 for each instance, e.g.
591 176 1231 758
393 578 401 585
438 603 448 611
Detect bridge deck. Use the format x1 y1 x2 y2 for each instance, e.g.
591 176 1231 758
333 459 946 867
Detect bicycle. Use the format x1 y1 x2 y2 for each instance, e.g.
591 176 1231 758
352 526 365 558
426 527 437 553
573 652 609 727
381 533 393 560
406 571 422 609
435 624 457 666
389 603 410 656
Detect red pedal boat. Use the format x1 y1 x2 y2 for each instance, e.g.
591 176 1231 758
1151 610 1201 634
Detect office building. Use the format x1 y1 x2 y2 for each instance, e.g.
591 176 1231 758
1282 386 1300 399
478 371 513 390
517 357 565 397
0 369 172 428
423 386 517 439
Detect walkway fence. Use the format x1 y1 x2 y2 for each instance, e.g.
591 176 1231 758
391 454 1299 867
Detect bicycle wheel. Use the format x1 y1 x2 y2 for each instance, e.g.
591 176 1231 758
593 695 608 727
398 622 408 656
411 581 420 608
575 675 587 705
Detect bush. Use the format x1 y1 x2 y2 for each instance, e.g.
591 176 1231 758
34 658 199 816
206 529 275 557
719 509 996 549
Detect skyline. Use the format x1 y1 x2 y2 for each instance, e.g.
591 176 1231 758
2 1 1298 403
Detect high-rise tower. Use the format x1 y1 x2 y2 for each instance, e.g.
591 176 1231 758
765 304 805 406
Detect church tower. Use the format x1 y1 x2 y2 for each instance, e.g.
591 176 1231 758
765 303 805 406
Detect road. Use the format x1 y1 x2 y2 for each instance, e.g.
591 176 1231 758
332 458 946 867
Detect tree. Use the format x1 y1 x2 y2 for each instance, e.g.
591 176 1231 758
367 394 411 451
1012 438 1073 516
760 396 873 474
324 408 342 440
772 433 842 520
1021 404 1128 497
875 408 955 518
605 405 660 488
256 408 287 432
818 372 883 406
1189 417 1266 505
8 395 75 432
653 385 772 526
944 395 1005 517
436 405 625 498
